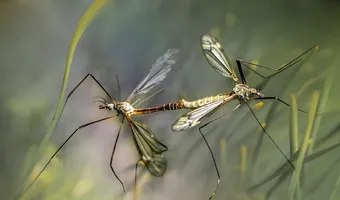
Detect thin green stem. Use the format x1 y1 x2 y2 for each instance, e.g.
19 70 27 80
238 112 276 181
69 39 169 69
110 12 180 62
288 92 319 200
15 0 108 199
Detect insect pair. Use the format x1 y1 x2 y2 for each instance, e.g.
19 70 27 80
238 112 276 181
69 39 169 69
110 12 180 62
20 34 317 200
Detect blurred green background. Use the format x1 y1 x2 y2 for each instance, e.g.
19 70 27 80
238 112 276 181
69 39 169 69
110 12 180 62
1 0 340 199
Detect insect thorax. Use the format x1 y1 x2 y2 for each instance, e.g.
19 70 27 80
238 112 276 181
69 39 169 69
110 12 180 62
116 102 134 115
233 84 264 100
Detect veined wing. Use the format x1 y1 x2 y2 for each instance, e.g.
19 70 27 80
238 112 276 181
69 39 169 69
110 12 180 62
171 94 235 132
144 153 167 177
130 121 167 176
126 48 179 103
200 34 239 82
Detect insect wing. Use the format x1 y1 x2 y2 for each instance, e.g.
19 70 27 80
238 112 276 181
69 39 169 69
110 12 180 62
127 48 179 103
130 121 167 176
171 99 226 132
146 153 167 177
201 34 238 82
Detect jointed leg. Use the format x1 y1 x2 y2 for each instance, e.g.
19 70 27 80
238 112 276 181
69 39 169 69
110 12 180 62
19 115 117 197
244 102 295 170
250 96 307 113
109 117 126 194
116 75 121 101
235 45 317 89
198 126 221 200
63 73 114 112
235 60 247 84
199 104 240 131
133 161 141 200
185 105 239 162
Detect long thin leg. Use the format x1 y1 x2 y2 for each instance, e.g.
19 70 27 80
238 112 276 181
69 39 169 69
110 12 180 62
244 102 295 169
133 161 141 200
237 59 301 91
59 73 115 124
116 75 121 101
199 104 241 132
19 115 117 197
236 45 317 90
109 117 126 194
235 60 247 84
237 45 317 78
250 96 307 113
64 73 114 110
198 127 220 200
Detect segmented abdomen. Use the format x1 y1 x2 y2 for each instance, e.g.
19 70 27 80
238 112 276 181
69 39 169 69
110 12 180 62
133 102 183 115
182 93 232 108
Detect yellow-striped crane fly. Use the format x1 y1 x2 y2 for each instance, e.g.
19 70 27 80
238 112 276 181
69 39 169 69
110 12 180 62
169 34 317 199
19 48 179 198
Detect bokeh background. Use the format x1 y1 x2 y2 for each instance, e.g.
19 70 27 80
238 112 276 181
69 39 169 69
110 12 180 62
1 0 340 200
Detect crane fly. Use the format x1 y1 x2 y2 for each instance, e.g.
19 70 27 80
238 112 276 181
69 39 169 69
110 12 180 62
170 34 317 198
19 48 179 198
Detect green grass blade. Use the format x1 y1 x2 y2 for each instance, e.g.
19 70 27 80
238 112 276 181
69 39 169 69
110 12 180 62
250 137 340 192
290 94 299 157
14 0 108 199
307 71 334 155
289 94 300 199
288 92 319 200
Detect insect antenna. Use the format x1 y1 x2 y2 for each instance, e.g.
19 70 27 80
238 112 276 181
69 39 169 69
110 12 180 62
93 96 107 104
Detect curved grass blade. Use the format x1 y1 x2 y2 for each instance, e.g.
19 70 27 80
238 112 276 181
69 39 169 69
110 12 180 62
249 105 340 192
289 92 319 200
13 1 108 199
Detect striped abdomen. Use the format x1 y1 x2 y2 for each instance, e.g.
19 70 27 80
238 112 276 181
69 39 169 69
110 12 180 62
181 93 232 109
133 101 184 115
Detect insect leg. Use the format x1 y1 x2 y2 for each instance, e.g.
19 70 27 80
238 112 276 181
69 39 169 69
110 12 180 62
199 104 240 134
116 75 121 101
65 73 113 111
19 115 117 197
198 126 220 200
133 161 141 200
236 45 317 90
236 44 317 78
183 105 239 164
250 96 307 113
235 60 247 84
109 117 126 194
244 102 295 169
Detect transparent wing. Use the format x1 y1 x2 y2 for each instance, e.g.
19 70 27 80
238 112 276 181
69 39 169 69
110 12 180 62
200 34 239 82
145 153 167 177
127 48 179 103
130 121 167 176
172 98 230 132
